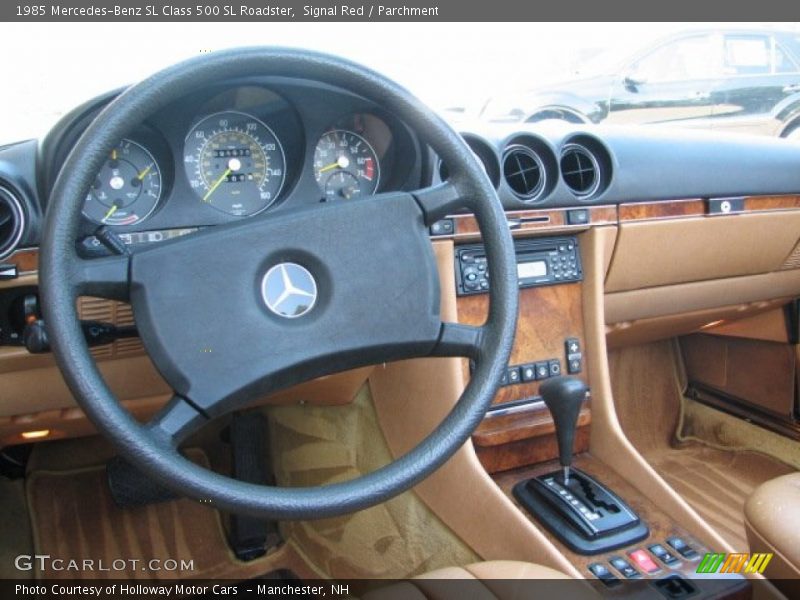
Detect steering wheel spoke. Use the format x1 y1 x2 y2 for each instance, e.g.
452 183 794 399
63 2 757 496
147 394 208 448
431 321 484 360
71 254 131 302
413 182 471 225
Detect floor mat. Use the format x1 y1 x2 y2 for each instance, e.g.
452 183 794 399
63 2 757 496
609 340 796 551
26 449 284 580
645 444 793 552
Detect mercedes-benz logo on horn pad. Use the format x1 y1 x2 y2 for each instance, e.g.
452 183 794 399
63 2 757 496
261 263 318 319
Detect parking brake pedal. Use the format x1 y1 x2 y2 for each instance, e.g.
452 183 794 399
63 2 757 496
228 412 282 560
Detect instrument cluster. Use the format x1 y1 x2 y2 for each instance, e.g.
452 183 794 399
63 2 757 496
46 81 421 238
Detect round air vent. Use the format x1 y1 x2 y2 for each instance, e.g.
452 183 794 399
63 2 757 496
0 184 25 260
439 135 501 189
560 143 600 198
502 145 546 201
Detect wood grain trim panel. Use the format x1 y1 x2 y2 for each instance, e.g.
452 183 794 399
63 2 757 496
2 248 38 274
618 199 706 222
474 405 591 447
449 205 617 239
458 282 589 406
619 194 800 222
476 426 590 474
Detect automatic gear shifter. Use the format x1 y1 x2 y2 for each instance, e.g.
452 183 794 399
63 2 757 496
512 375 649 554
539 376 587 484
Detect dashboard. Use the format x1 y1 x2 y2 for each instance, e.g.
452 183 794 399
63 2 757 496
33 78 424 255
0 75 800 262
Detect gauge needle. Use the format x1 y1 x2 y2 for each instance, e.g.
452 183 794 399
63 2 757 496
136 163 153 180
203 168 231 202
317 162 340 174
102 204 119 222
318 155 351 174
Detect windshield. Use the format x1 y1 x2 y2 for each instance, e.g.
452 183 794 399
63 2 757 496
1 21 799 141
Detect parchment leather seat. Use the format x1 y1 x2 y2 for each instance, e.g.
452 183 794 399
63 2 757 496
744 472 800 592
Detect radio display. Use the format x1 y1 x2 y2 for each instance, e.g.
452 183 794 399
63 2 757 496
517 260 547 279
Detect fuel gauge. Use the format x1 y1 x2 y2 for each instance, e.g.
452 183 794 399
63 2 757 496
82 139 163 226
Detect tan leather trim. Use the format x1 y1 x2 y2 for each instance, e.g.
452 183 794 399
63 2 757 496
0 354 172 418
705 306 792 344
581 227 742 555
605 269 800 324
370 240 580 577
606 211 800 292
606 300 790 349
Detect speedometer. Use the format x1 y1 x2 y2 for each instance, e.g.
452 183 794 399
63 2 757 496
184 111 286 216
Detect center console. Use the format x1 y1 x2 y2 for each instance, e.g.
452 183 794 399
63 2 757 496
451 227 748 598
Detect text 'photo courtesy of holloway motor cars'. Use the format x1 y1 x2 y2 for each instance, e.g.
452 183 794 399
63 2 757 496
0 16 800 600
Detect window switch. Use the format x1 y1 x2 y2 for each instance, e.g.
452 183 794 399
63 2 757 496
649 543 680 566
667 537 700 560
588 563 620 587
609 556 640 579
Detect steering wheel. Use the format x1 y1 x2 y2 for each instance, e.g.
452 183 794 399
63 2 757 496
40 48 518 520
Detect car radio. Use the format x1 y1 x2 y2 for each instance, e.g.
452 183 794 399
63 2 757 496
455 236 582 296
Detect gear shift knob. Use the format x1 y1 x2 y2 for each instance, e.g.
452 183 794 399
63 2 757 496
539 376 587 484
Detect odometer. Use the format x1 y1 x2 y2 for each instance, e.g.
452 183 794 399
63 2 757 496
184 111 286 216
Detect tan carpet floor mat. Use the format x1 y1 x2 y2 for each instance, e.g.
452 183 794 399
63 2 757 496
26 449 284 580
609 340 796 551
644 443 793 552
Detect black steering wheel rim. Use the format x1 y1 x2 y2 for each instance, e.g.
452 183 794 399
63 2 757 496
40 47 518 520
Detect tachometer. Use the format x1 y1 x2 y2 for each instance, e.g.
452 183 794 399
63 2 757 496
184 111 286 216
82 139 162 226
313 130 380 200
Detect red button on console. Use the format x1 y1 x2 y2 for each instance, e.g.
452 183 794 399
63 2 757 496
629 549 661 573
